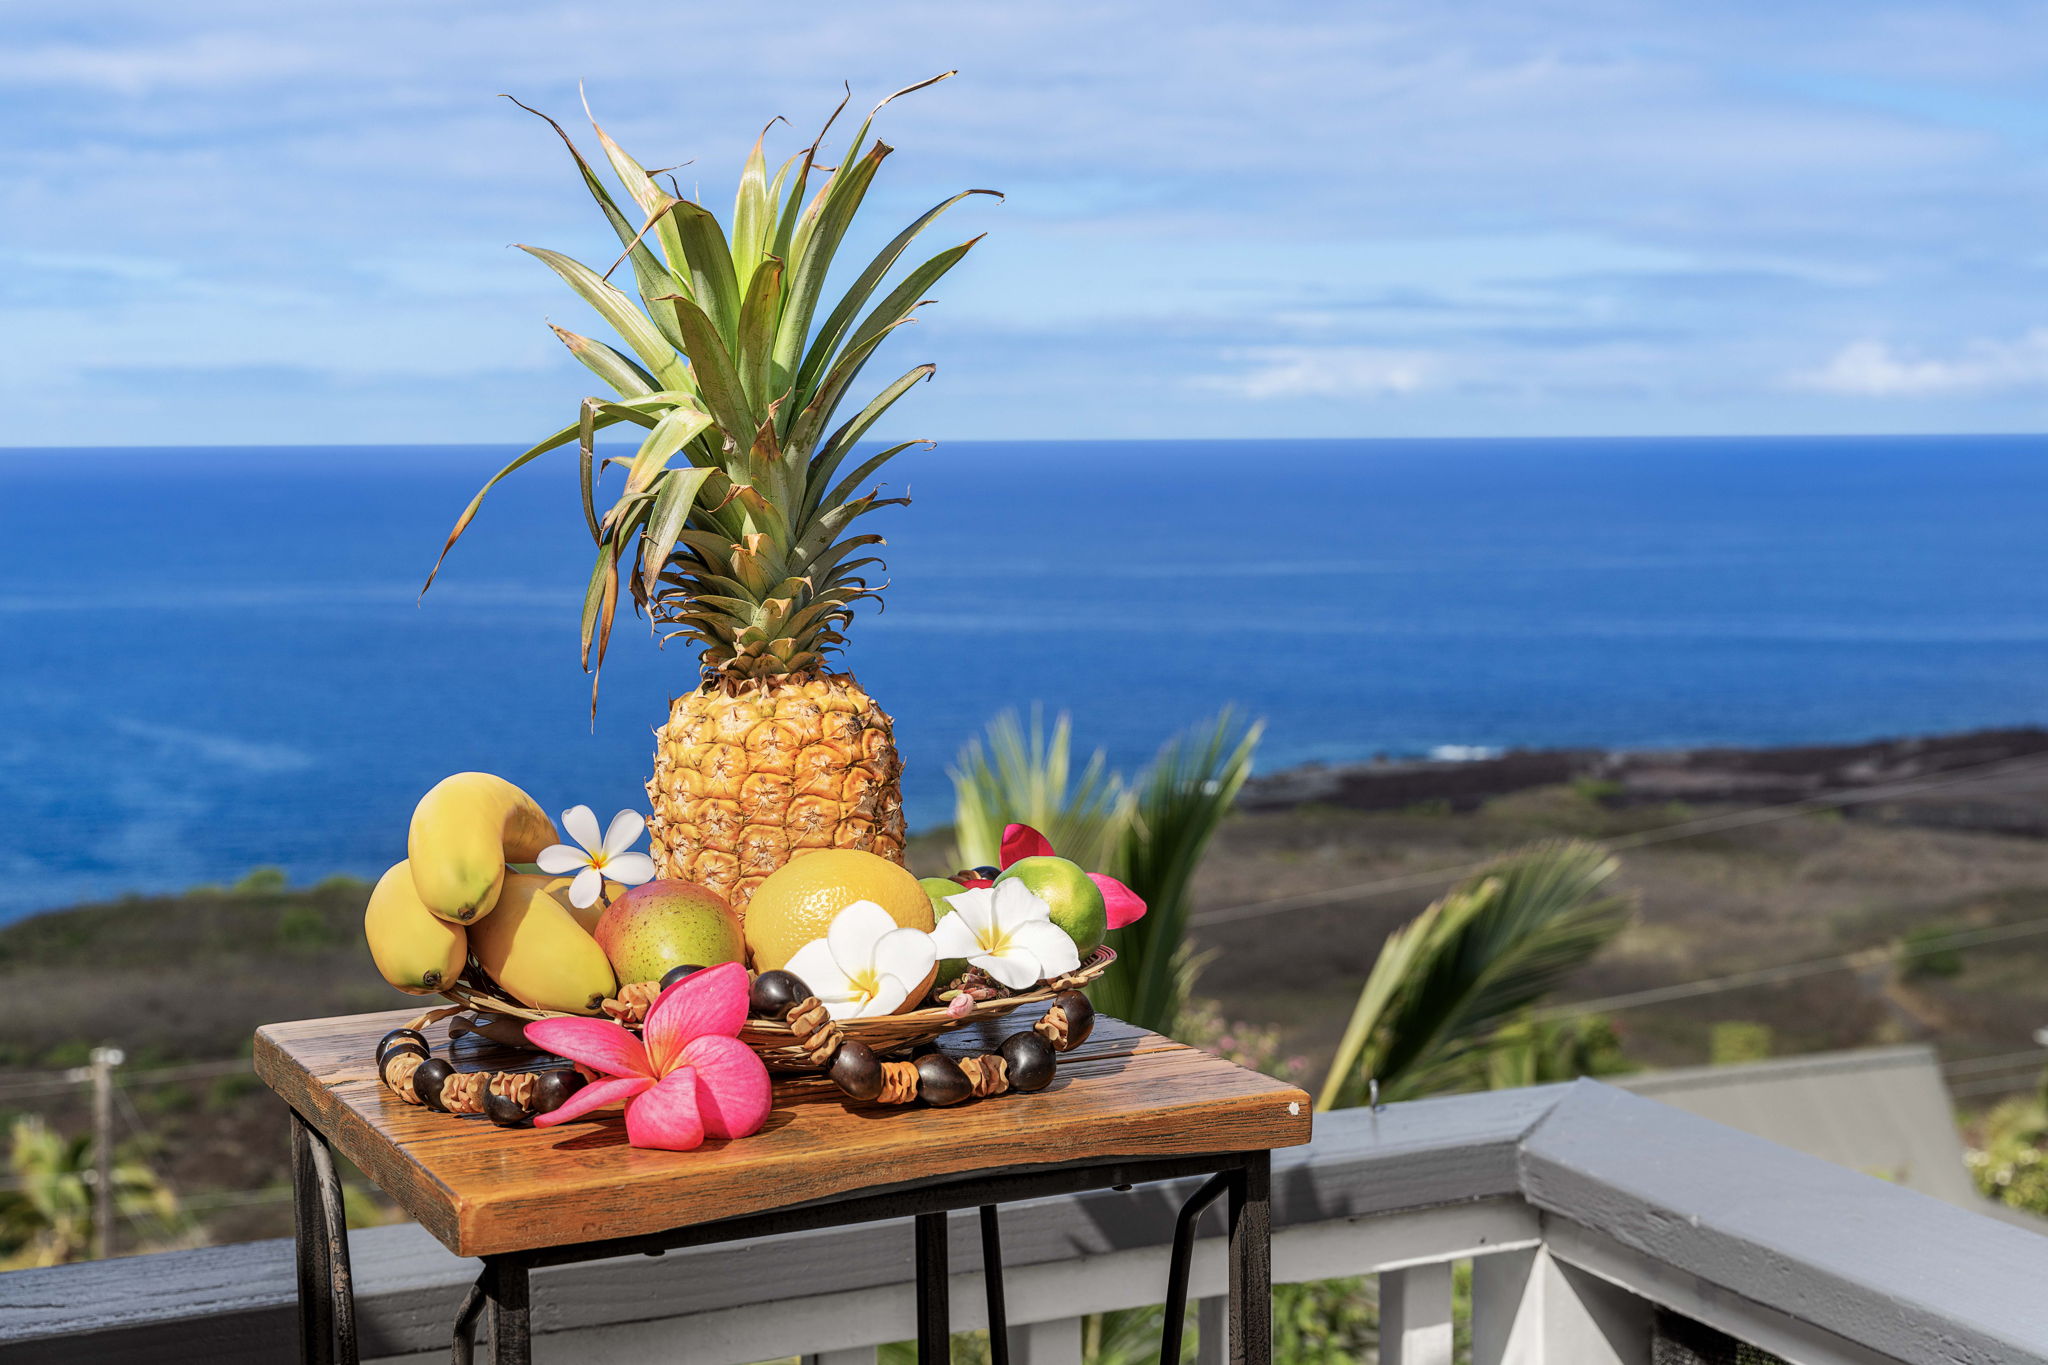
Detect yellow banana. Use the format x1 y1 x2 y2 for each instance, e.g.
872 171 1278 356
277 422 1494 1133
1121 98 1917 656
407 773 557 923
363 861 467 995
469 873 616 1014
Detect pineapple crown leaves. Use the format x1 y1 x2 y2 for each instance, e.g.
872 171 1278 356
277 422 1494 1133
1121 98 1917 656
421 73 999 710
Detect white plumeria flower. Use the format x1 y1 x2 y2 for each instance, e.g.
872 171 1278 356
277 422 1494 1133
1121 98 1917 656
929 880 1081 990
535 805 657 909
784 901 939 1020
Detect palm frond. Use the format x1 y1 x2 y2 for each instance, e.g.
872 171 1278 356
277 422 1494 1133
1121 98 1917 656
1318 839 1632 1109
1094 709 1263 1033
949 707 1129 873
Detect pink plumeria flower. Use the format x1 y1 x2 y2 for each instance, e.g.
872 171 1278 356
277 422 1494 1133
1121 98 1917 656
524 962 771 1152
537 805 658 909
1001 823 1148 930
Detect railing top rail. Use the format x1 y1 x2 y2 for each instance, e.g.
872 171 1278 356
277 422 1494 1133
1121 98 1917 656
1524 1079 2048 1365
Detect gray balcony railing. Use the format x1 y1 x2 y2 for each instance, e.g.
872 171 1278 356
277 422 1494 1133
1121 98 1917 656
4 1079 2047 1363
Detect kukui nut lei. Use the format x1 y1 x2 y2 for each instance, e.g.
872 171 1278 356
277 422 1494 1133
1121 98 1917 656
373 1025 587 1128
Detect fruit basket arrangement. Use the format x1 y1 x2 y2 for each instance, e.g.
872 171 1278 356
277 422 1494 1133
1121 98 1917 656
357 78 1149 1151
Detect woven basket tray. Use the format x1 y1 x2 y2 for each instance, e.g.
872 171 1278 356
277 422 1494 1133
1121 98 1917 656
437 946 1115 1073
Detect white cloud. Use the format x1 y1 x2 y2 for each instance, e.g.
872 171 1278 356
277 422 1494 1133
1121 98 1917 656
1199 347 1439 400
1793 330 2048 396
0 34 315 94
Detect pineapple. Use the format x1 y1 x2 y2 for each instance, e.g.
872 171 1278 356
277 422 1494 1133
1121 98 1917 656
424 76 993 911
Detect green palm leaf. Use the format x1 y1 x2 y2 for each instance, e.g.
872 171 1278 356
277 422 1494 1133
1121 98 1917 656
1096 710 1263 1033
1318 840 1632 1109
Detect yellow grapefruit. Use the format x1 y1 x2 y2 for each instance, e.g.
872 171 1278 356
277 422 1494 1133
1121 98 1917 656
744 850 935 972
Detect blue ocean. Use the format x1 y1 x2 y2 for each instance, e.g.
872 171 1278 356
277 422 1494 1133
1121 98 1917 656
2 436 2044 924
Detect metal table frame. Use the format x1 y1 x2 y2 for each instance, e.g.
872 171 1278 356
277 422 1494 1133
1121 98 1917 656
290 1109 1273 1365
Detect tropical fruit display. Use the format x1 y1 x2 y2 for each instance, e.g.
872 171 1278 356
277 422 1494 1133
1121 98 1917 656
354 82 1152 1139
366 764 1126 1140
421 76 996 912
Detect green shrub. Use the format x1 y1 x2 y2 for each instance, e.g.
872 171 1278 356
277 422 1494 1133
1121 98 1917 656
1898 924 1964 980
234 867 289 896
1710 1021 1773 1065
277 905 340 953
1968 1097 2048 1214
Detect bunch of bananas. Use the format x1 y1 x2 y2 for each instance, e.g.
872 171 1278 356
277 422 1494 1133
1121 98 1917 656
363 773 618 1014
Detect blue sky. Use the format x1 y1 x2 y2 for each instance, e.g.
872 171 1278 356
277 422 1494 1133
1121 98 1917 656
6 1 2048 444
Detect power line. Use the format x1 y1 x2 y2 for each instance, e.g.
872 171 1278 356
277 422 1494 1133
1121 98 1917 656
1193 750 2048 928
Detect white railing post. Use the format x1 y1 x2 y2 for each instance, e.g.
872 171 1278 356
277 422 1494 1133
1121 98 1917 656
1013 1315 1083 1365
1194 1295 1227 1365
1469 1246 1650 1365
1379 1262 1454 1365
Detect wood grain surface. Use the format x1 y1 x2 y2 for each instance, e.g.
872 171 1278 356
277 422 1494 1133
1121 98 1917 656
253 1003 1312 1258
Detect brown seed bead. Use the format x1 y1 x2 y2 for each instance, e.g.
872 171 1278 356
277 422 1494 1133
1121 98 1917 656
413 1059 455 1112
1034 992 1096 1052
915 1054 973 1107
376 1028 428 1064
1000 1029 1058 1092
828 1040 884 1101
531 1068 587 1115
749 970 807 1020
484 1090 532 1128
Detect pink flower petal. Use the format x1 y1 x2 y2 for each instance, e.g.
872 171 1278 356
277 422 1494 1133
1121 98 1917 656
679 1034 773 1140
1091 873 1147 930
644 961 749 1073
625 1070 706 1151
524 1017 651 1079
532 1074 654 1128
1000 823 1056 868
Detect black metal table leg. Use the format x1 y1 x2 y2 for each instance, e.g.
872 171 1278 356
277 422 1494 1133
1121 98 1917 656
451 1276 487 1364
1227 1153 1271 1365
980 1206 1009 1365
483 1258 531 1365
915 1210 950 1365
290 1109 358 1365
1159 1172 1232 1365
290 1111 332 1365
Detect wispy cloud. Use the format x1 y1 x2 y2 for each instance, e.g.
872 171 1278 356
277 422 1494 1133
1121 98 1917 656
1793 331 2048 396
1199 347 1439 400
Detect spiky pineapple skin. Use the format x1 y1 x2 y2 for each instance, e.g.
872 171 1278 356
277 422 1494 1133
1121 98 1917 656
646 671 906 913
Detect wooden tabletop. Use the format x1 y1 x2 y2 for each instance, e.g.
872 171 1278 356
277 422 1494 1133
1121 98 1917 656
254 1003 1312 1258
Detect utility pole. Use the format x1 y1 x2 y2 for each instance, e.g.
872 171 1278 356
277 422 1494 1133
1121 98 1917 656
88 1046 123 1260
